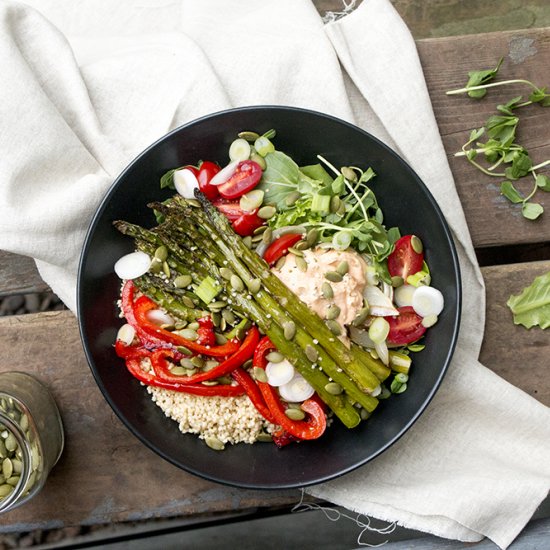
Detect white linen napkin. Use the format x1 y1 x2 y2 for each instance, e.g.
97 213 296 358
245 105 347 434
0 1 548 547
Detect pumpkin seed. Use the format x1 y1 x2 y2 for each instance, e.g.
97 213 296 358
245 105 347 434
274 255 287 270
187 321 199 330
325 382 343 395
235 327 247 341
284 191 301 207
305 345 318 362
203 360 219 372
211 312 221 327
2 458 13 479
251 233 265 243
252 367 268 383
294 240 310 251
177 328 198 341
411 235 423 254
179 357 196 369
174 274 192 288
182 296 195 309
209 300 227 310
285 408 306 421
250 152 267 170
283 321 296 340
321 282 334 300
11 459 22 475
326 319 342 336
341 166 357 182
149 258 162 273
217 376 233 385
6 476 19 487
248 278 262 294
352 307 370 327
266 351 284 363
262 227 273 245
170 366 189 376
4 434 16 452
176 345 193 355
238 131 260 142
162 260 171 278
295 256 308 272
326 304 341 320
287 246 303 257
154 245 168 262
240 189 265 212
0 440 6 459
219 317 227 332
242 236 253 249
0 484 13 498
242 358 253 370
215 333 228 345
256 432 273 443
257 205 276 219
191 356 205 368
330 195 342 213
202 380 219 386
325 271 343 283
337 201 346 216
222 309 236 325
230 275 244 292
219 267 233 280
302 229 318 248
391 276 404 288
336 261 349 275
253 225 268 235
205 436 225 451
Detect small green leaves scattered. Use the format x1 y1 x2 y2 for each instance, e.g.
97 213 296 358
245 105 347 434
507 271 550 329
449 57 550 220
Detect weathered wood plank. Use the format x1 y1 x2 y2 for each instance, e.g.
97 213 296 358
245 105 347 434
418 27 550 248
0 250 49 296
0 260 547 531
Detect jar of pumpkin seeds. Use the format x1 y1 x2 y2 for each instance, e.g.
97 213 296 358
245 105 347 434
0 372 64 513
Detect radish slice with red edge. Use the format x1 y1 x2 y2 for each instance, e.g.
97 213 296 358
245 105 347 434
173 168 199 199
266 359 295 387
209 161 239 186
279 372 315 403
114 251 151 280
412 286 444 317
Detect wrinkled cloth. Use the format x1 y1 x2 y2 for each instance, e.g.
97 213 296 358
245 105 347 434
0 1 548 547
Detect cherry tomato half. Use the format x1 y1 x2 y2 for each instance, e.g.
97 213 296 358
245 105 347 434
385 306 426 345
217 160 263 199
197 160 220 201
387 235 424 280
264 234 303 266
232 210 264 236
212 198 243 221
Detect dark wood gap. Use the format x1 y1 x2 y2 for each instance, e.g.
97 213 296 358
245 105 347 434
475 242 550 267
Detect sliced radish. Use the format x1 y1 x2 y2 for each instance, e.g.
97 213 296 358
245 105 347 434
146 309 175 327
266 359 295 387
394 284 416 307
114 251 151 280
173 168 199 199
375 340 389 366
363 286 399 317
210 161 239 186
412 286 444 317
279 372 315 403
229 138 251 162
117 323 136 345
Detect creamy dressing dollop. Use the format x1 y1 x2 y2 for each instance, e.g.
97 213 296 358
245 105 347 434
272 247 368 329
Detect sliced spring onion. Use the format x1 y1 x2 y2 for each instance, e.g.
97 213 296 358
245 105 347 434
114 251 151 280
412 286 444 317
146 309 175 327
229 138 251 162
332 230 352 250
363 285 399 317
394 284 416 307
389 351 412 374
421 314 438 328
254 136 275 157
240 189 265 212
210 161 239 186
374 340 390 366
279 372 315 403
173 168 199 199
116 323 136 345
195 276 221 304
368 317 390 344
266 359 295 387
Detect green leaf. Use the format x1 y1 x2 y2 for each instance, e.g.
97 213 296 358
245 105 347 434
358 167 376 184
469 127 485 142
300 164 333 186
500 181 524 203
507 270 550 329
486 114 519 144
387 226 401 244
536 174 550 192
160 169 176 190
466 149 477 161
465 57 503 98
331 175 345 195
528 86 550 104
504 150 532 180
522 202 544 220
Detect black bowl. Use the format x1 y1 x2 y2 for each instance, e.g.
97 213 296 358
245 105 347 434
78 106 461 489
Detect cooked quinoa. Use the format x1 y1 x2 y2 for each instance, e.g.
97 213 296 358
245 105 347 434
147 385 277 445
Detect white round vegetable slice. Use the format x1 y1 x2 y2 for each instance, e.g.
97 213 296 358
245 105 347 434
114 251 151 280
279 372 315 403
266 359 295 387
412 286 444 317
210 161 239 186
173 168 199 199
394 284 416 307
146 309 175 327
229 138 251 161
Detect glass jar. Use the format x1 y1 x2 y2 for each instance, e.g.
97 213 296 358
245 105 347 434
0 372 64 513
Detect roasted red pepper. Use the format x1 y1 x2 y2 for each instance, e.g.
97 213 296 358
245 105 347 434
196 316 216 346
152 326 260 384
253 337 326 441
231 367 276 425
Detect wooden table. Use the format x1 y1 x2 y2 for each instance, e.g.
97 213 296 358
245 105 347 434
1 21 549 547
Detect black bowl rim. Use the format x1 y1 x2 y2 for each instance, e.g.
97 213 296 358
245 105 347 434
77 105 462 489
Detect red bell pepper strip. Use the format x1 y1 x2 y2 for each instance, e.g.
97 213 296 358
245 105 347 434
196 316 216 346
132 293 240 357
231 367 276 425
253 337 326 440
115 339 150 360
152 326 260 384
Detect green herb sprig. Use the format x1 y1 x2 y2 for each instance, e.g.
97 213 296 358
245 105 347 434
447 59 550 220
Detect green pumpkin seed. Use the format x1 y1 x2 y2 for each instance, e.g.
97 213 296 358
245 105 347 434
242 236 253 249
170 366 189 376
391 276 404 288
250 152 267 170
284 191 301 207
325 271 343 283
230 275 245 292
257 205 276 219
274 255 287 270
285 408 306 421
330 195 342 213
266 351 284 363
337 201 346 216
154 245 168 262
295 256 308 272
341 166 357 182
352 307 370 327
179 357 196 369
209 300 227 310
187 321 199 330
262 227 273 245
235 327 247 341
242 359 253 370
305 345 318 362
211 312 221 328
294 240 310 251
149 258 162 273
240 189 265 212
11 459 22 475
189 356 204 368
205 436 225 451
306 228 319 247
287 247 303 257
238 131 260 142
6 476 19 487
174 274 192 288
253 225 267 235
181 296 196 309
325 382 343 395
248 278 262 294
217 376 233 385
251 233 265 243
252 367 268 383
219 267 233 280
162 260 171 278
202 380 219 386
215 333 228 345
336 261 349 275
178 328 198 341
219 317 227 332
326 304 341 320
2 458 13 479
411 235 423 254
321 282 334 300
0 440 6 459
222 309 236 325
176 345 193 355
326 319 342 336
256 432 273 443
4 434 16 453
203 360 219 372
283 321 296 340
0 484 13 498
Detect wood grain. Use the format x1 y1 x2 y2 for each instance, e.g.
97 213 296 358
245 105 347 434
0 261 547 531
0 251 49 296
